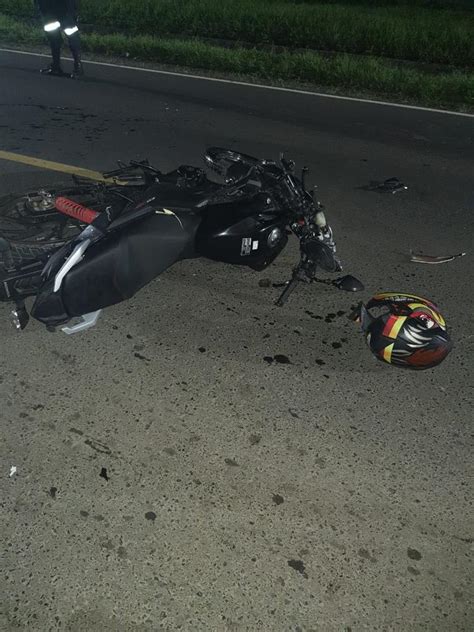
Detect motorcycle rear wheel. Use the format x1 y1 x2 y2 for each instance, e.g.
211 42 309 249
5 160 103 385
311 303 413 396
0 187 101 268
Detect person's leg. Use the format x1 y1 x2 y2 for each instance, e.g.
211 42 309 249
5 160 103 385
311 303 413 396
62 1 83 77
40 17 67 75
65 30 83 76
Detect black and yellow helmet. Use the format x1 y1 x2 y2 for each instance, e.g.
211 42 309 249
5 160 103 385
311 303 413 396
358 293 452 370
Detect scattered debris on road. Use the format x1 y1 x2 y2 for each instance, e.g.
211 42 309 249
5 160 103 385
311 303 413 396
362 177 408 194
9 466 17 477
410 251 466 264
100 467 109 481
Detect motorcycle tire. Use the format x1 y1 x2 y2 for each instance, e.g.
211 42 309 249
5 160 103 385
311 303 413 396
0 188 94 268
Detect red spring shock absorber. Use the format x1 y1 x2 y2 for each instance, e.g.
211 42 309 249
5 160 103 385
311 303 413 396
55 196 99 224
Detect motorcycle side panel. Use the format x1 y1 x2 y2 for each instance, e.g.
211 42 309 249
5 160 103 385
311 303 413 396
196 194 287 270
31 210 198 326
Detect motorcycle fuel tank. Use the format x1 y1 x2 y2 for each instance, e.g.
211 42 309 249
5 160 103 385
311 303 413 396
196 194 288 270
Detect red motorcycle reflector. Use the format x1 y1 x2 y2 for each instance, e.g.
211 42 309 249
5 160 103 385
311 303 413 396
55 197 99 224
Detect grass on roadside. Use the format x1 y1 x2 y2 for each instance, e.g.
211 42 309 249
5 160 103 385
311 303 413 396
0 0 472 67
263 0 473 6
0 14 472 110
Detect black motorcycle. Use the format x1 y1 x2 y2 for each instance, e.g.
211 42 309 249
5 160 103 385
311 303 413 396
0 147 363 333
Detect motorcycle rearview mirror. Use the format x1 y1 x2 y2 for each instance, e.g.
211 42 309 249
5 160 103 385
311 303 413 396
332 275 365 292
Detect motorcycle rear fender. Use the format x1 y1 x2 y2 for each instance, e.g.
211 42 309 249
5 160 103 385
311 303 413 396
31 210 198 327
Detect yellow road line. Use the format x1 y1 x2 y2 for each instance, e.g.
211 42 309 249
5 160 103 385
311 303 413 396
0 149 116 183
0 149 183 222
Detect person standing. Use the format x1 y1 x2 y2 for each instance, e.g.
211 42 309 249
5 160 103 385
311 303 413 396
35 0 84 77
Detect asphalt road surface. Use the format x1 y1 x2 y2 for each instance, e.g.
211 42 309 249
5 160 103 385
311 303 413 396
1 50 473 632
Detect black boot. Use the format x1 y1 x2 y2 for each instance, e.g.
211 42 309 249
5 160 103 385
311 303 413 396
40 64 71 77
72 61 84 78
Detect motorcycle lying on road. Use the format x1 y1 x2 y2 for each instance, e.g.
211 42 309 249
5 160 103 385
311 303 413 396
0 147 363 333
